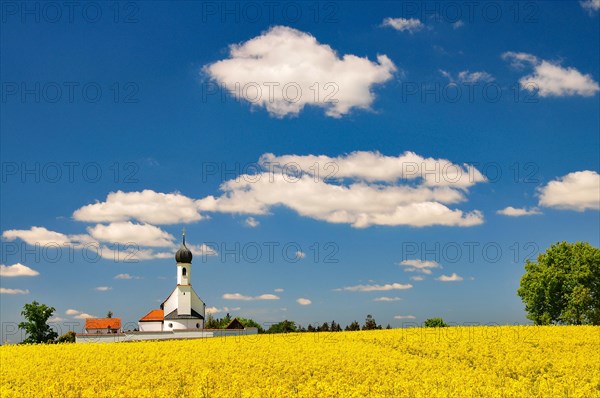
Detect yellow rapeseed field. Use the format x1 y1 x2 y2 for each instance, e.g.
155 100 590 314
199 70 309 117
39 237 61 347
1 326 599 397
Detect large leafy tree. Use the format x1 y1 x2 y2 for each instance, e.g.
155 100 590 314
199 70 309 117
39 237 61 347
18 301 58 344
424 318 447 327
267 320 297 333
518 241 600 325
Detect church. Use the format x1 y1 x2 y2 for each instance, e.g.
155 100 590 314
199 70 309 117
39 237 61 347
138 232 206 331
76 232 258 342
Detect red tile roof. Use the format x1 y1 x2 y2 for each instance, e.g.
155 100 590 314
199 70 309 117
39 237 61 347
139 309 164 322
85 318 121 329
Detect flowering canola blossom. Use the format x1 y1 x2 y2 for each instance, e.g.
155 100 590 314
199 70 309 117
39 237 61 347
1 326 599 397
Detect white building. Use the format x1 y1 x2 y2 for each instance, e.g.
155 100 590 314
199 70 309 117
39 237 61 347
138 233 206 331
75 232 259 342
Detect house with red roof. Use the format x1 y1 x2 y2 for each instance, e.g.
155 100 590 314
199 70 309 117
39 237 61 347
84 317 121 334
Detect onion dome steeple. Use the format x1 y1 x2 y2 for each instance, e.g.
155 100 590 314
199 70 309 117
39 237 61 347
175 228 193 263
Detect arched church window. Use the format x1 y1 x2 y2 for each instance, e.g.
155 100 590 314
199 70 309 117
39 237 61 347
182 267 187 276
196 323 200 328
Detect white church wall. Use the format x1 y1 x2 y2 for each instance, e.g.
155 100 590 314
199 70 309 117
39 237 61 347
190 288 206 318
177 263 191 285
164 319 203 330
76 334 127 343
139 321 163 332
162 292 177 318
177 287 192 315
76 328 258 343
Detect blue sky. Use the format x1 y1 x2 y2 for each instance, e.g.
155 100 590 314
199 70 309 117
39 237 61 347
1 1 599 339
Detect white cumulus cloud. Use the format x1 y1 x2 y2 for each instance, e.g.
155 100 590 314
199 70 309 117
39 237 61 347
441 70 494 84
74 313 95 319
436 273 464 282
2 226 73 246
260 151 486 187
296 298 312 305
394 315 416 319
0 263 39 277
497 206 542 217
373 297 402 302
222 293 280 301
187 244 219 257
581 0 600 12
66 309 96 319
538 170 600 211
204 26 396 118
197 151 485 228
244 217 260 228
452 20 464 29
0 288 29 295
399 259 441 274
334 283 412 292
73 190 205 224
206 306 240 315
114 273 141 280
2 226 188 262
87 222 175 247
382 17 424 33
503 52 600 97
94 286 112 291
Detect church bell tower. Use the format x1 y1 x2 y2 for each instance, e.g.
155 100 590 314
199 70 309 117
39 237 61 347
175 229 192 286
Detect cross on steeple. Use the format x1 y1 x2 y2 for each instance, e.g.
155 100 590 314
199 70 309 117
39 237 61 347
182 227 186 245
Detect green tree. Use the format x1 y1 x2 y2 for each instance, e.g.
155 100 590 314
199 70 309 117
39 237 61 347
267 320 297 334
362 314 378 330
518 241 600 325
106 311 113 318
18 301 58 344
424 318 447 327
385 324 392 329
345 321 360 331
205 314 220 329
56 331 76 343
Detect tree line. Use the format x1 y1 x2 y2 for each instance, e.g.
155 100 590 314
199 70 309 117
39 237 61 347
208 313 393 334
